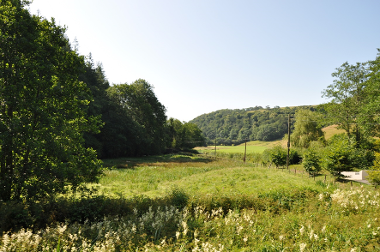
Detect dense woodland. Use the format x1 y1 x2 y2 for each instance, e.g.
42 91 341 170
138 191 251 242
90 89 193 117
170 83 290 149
190 105 316 145
0 1 205 202
80 59 205 159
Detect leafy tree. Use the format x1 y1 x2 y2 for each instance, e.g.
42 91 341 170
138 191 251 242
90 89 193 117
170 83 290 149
289 149 301 165
79 56 110 157
322 62 368 143
359 49 380 138
322 134 372 179
302 147 322 176
0 0 102 202
270 146 287 168
290 109 325 148
166 119 205 151
107 79 167 155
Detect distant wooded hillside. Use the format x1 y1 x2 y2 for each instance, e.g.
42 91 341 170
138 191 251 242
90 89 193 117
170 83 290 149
189 105 316 145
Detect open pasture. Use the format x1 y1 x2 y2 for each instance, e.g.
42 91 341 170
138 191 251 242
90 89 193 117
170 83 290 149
91 153 326 199
195 140 285 154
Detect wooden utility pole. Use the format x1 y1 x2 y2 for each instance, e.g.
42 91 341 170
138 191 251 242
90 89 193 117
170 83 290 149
287 114 290 172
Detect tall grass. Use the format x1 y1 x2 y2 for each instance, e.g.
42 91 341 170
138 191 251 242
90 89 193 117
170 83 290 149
1 153 378 251
89 155 331 198
2 186 380 251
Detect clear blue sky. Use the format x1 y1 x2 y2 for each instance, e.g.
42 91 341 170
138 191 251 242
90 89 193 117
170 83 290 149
29 0 380 122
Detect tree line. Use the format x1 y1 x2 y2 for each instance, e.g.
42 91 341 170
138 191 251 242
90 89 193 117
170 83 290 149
190 105 316 145
0 0 205 202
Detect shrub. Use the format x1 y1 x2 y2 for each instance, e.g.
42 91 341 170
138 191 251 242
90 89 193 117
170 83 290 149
167 187 189 209
270 146 287 168
322 134 373 178
289 149 302 164
303 147 322 175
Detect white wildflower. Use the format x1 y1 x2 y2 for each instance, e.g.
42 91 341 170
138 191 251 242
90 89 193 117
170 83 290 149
236 225 243 235
160 239 166 246
314 233 318 240
309 229 314 240
58 224 67 235
300 243 307 252
194 229 199 238
321 225 326 233
131 224 137 234
300 225 305 235
319 193 324 201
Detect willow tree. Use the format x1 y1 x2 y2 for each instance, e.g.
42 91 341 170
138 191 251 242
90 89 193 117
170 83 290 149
290 109 325 148
0 0 102 201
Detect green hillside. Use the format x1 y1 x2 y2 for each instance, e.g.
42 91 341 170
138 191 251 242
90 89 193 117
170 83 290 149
190 105 316 145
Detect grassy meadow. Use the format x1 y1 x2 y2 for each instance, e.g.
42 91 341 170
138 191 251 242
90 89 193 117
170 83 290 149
196 140 285 155
2 153 380 251
92 155 326 199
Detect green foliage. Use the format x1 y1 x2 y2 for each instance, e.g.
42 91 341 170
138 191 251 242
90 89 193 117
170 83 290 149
359 49 380 138
106 79 167 155
322 134 373 178
190 106 316 145
303 147 322 175
322 61 367 143
290 109 325 148
368 152 380 186
0 1 102 202
166 118 206 151
322 134 356 178
321 55 380 145
166 187 189 209
270 146 287 168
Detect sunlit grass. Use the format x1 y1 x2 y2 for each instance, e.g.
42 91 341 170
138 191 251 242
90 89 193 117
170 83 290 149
89 154 364 199
323 124 346 139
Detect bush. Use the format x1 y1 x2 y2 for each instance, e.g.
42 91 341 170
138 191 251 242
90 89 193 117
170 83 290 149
322 134 374 178
303 147 322 175
270 146 287 168
289 149 302 164
167 187 189 209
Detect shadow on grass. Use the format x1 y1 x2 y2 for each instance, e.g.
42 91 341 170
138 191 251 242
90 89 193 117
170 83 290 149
0 186 319 234
102 151 213 169
0 189 189 234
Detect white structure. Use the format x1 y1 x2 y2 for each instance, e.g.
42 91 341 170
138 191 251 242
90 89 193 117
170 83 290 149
341 170 368 181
